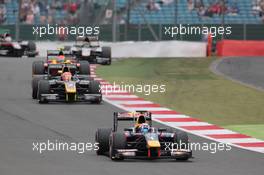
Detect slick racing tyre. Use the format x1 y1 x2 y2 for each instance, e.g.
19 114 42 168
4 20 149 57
95 128 112 155
28 41 36 57
37 80 50 104
13 49 24 57
109 132 126 161
174 131 190 161
32 76 43 99
32 61 45 75
79 60 90 75
64 45 71 51
89 80 102 104
101 47 111 65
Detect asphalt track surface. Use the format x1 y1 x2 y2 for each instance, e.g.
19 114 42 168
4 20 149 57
214 57 264 91
0 57 263 175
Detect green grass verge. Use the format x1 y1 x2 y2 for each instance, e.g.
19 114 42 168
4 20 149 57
97 58 264 139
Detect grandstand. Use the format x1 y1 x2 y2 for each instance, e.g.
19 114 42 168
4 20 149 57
128 0 263 24
0 0 263 25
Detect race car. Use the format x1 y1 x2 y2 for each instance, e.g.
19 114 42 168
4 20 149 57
68 36 111 65
0 32 38 57
95 111 192 161
32 49 90 76
32 66 101 104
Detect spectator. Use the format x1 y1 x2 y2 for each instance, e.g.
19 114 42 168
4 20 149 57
0 4 6 24
194 0 204 9
260 0 264 22
26 10 34 24
252 0 264 22
146 0 161 11
252 0 262 15
157 0 174 6
187 0 195 11
228 2 239 15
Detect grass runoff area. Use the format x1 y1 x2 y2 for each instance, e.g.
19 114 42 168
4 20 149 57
97 58 264 140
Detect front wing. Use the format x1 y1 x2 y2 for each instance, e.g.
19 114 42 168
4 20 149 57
114 148 192 159
39 93 101 102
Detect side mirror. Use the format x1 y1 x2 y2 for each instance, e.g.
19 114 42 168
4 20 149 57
158 128 167 132
124 128 133 132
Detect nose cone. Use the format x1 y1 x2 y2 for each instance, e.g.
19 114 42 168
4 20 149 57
147 140 161 148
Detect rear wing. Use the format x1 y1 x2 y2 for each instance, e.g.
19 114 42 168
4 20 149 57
47 50 72 56
113 111 152 132
76 36 99 42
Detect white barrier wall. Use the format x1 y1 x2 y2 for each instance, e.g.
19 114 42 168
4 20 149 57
37 41 207 58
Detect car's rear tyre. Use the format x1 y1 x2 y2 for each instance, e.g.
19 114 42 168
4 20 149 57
28 41 36 57
64 45 71 51
32 76 43 99
79 61 90 75
28 41 36 51
174 131 190 161
13 49 23 57
101 47 111 65
89 80 102 104
109 132 126 161
32 61 45 75
38 80 50 104
95 128 112 155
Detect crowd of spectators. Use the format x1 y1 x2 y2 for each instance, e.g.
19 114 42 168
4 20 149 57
187 0 239 18
0 0 82 25
19 0 81 25
252 0 264 22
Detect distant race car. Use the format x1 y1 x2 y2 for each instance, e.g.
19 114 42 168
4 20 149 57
32 49 90 76
32 66 101 104
95 111 192 161
0 33 38 57
67 36 111 65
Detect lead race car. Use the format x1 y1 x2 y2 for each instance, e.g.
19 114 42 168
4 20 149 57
68 36 111 65
32 65 102 104
95 111 192 161
0 32 38 57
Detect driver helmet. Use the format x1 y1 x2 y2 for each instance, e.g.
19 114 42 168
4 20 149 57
140 123 150 133
4 33 11 42
57 49 65 62
58 48 64 56
61 72 72 81
62 66 70 73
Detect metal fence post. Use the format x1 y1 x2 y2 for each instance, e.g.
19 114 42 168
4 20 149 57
15 0 21 40
138 23 141 41
159 23 162 40
243 23 247 40
112 0 117 42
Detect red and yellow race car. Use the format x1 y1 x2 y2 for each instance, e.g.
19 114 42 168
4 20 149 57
95 111 192 161
32 49 90 76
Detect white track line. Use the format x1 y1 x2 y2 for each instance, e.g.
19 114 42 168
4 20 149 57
217 138 264 144
152 114 190 119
